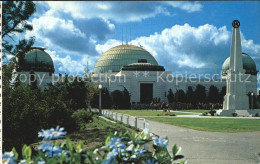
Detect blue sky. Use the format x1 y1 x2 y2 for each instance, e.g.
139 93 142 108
22 1 260 89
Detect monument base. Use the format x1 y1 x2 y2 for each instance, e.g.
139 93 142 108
216 109 260 117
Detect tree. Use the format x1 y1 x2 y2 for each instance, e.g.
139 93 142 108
102 88 112 109
2 1 36 64
167 89 175 103
175 89 186 103
257 90 260 102
66 77 88 110
2 1 38 151
208 85 219 103
122 87 131 109
257 90 260 109
220 86 226 103
111 90 124 109
194 85 206 103
186 86 195 104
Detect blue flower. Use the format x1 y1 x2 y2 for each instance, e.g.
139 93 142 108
45 146 63 157
134 149 147 156
107 149 118 159
102 149 118 164
38 126 66 140
37 161 46 164
18 160 26 164
153 137 168 147
102 159 115 164
108 138 126 150
144 158 159 164
38 141 53 152
2 151 17 164
38 141 63 157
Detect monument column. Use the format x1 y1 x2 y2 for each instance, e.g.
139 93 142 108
223 20 249 110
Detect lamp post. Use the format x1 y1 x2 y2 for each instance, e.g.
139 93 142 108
98 84 102 114
251 92 254 109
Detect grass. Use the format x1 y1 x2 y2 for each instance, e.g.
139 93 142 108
32 114 136 151
146 117 260 132
175 110 209 113
68 115 136 151
111 110 194 116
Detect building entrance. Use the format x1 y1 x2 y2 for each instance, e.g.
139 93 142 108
140 83 153 104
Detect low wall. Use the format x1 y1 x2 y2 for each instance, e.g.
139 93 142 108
91 109 149 130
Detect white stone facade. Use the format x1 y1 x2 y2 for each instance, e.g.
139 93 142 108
92 70 257 104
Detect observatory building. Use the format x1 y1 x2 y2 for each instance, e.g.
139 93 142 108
13 23 258 105
92 43 258 104
13 47 55 89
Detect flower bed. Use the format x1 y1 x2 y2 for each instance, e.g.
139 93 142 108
2 126 185 164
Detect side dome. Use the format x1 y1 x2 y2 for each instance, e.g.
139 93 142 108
93 44 158 73
17 47 55 73
222 53 257 76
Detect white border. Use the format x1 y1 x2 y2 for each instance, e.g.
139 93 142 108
0 1 3 160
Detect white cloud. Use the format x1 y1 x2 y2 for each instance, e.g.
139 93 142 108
166 1 203 13
97 24 260 75
46 50 97 75
43 1 202 23
96 39 122 55
25 8 114 55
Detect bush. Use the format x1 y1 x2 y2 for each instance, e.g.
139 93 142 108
71 109 93 130
3 75 96 150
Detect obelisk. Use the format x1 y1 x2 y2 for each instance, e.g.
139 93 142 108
223 20 249 110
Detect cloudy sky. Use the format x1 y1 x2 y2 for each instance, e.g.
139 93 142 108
22 1 260 88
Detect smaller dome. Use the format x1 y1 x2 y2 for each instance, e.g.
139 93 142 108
121 62 165 71
222 53 257 76
17 47 55 73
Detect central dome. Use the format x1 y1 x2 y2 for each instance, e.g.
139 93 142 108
93 44 158 73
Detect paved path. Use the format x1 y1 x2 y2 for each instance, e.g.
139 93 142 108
125 116 260 164
139 115 260 119
148 120 260 164
100 110 260 163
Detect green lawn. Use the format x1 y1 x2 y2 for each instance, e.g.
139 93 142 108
175 110 209 113
146 117 260 132
32 115 136 151
68 115 136 150
111 110 193 116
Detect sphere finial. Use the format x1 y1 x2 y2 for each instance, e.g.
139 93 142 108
232 20 240 28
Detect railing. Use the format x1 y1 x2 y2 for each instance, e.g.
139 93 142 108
91 109 149 131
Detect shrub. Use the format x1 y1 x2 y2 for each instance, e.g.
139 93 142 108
110 88 131 109
209 110 216 116
71 109 93 130
202 112 208 116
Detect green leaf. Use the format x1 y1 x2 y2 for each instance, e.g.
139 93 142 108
22 144 27 158
172 144 178 157
105 136 111 146
76 141 84 153
11 147 18 158
21 145 32 162
60 153 67 163
66 138 74 152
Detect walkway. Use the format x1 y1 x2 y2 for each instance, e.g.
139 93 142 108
99 110 260 164
147 120 260 164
